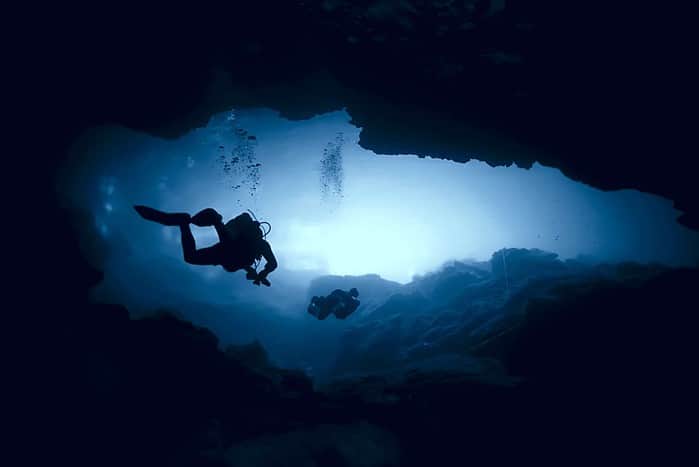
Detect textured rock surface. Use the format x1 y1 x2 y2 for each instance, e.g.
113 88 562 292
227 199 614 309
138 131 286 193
330 250 632 376
33 1 699 227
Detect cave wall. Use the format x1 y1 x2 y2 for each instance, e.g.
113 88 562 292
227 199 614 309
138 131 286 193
33 1 698 227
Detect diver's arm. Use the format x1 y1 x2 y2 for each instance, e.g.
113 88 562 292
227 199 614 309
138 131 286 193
257 240 278 278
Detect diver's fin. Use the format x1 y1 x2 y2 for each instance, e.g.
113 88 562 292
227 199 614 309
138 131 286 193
134 205 191 226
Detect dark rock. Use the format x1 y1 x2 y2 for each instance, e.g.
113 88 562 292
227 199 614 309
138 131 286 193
31 2 699 228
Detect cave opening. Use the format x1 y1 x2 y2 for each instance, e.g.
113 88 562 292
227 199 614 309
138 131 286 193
57 107 699 376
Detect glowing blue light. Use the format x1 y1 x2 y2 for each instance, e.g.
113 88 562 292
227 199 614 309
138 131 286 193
63 108 699 285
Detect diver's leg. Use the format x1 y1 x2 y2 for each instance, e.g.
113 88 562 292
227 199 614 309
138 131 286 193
134 205 190 226
191 208 223 227
214 221 232 244
180 224 220 265
190 208 233 244
180 224 197 263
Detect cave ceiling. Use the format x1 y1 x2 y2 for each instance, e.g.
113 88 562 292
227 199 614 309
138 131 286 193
41 1 698 227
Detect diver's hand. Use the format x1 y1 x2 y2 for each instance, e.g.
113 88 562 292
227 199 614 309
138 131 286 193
253 278 271 287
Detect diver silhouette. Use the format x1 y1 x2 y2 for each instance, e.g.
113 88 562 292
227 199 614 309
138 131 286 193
308 288 360 320
134 206 277 286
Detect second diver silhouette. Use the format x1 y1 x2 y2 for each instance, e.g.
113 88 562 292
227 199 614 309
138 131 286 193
134 206 277 286
308 288 360 320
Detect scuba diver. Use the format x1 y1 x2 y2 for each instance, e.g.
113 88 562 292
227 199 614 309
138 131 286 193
308 288 360 320
134 206 277 286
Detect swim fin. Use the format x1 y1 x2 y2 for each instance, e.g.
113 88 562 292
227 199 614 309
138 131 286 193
134 205 191 226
